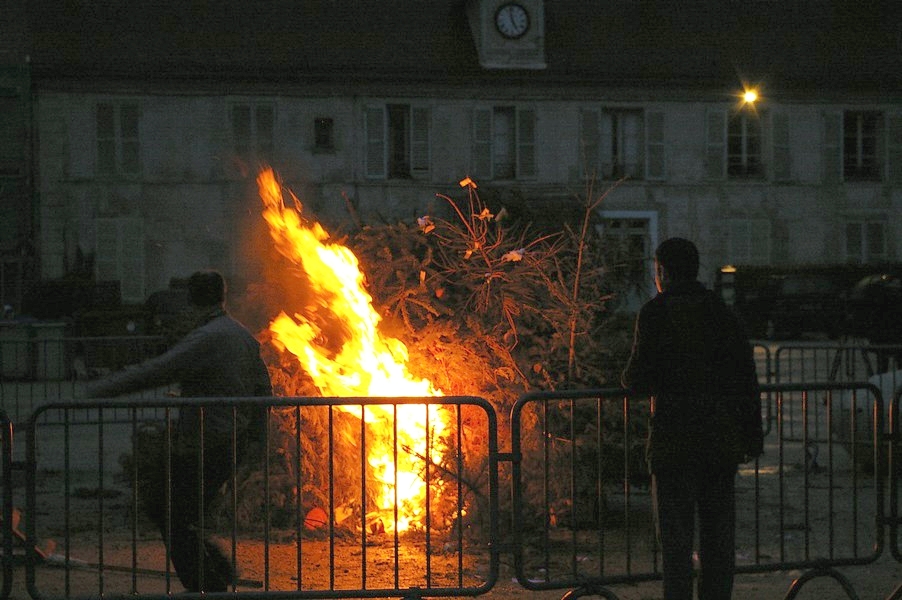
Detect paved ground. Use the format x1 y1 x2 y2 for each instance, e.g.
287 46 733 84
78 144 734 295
6 555 902 599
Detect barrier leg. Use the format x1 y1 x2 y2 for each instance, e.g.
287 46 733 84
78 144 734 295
561 584 623 600
783 566 860 600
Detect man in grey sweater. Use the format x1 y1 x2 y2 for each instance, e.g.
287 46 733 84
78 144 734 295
86 270 272 592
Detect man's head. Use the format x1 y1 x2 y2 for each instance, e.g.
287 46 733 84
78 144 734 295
654 238 699 292
188 270 226 308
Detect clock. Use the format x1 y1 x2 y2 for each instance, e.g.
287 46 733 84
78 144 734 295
494 2 530 39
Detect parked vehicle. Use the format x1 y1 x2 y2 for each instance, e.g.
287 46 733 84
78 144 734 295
714 263 902 341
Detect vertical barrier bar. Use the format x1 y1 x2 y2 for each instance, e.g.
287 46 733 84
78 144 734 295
889 386 902 563
752 343 774 437
0 410 12 600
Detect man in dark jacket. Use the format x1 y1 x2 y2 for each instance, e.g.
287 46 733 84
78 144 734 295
622 238 763 600
85 270 272 592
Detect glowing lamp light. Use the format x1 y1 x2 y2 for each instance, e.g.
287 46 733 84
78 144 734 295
742 89 758 104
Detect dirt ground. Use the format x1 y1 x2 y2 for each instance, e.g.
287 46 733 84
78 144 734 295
7 556 902 599
12 454 902 600
8 528 902 600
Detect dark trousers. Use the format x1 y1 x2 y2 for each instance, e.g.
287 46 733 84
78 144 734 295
144 440 235 592
652 463 737 600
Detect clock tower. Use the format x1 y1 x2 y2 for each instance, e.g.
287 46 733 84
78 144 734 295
466 0 546 70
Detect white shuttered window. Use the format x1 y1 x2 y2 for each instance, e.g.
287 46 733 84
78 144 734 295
471 106 536 180
364 104 430 179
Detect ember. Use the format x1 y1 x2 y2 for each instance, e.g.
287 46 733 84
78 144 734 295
256 168 449 533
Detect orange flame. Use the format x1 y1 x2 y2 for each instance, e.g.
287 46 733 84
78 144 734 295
257 168 446 532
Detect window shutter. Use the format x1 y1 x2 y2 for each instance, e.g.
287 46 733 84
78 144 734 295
365 106 386 179
95 218 145 303
120 219 145 303
517 108 536 178
96 103 116 174
472 108 492 179
887 115 902 185
749 219 771 264
579 108 600 180
822 111 842 183
231 105 252 156
645 110 666 180
119 104 141 174
599 110 613 178
411 107 430 174
868 222 887 261
845 222 863 263
728 220 750 261
772 111 791 181
95 219 119 283
875 113 886 181
255 105 275 159
705 109 726 179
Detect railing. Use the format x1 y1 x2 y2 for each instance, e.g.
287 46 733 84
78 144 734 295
1 340 902 598
510 382 883 599
20 396 498 600
0 335 168 426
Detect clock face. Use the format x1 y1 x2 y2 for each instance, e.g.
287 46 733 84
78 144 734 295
494 2 530 39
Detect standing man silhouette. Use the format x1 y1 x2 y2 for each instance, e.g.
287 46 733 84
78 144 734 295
622 238 763 600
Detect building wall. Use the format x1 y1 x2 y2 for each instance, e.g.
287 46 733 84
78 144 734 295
34 90 902 305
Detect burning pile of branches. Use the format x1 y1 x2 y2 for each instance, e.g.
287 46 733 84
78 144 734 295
220 172 643 538
347 178 632 404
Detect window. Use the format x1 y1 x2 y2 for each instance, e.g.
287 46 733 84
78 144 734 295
95 218 145 303
601 109 643 179
823 110 889 183
727 108 763 178
890 115 902 185
728 218 771 264
472 106 536 180
231 104 274 164
365 104 430 179
843 111 882 181
96 102 140 175
314 117 334 152
706 107 764 179
580 108 664 180
846 221 886 264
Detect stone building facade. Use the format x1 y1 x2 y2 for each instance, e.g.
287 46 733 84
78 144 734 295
2 1 901 314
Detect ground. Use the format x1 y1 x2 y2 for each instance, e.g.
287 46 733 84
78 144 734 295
8 555 902 599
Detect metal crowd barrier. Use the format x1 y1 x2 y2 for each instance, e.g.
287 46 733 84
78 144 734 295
0 376 899 599
769 342 902 443
510 383 884 600
18 396 499 600
0 336 167 426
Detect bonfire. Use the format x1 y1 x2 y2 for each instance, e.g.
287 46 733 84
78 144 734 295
226 167 633 538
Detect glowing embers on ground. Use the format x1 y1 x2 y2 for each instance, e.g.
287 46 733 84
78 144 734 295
256 168 448 533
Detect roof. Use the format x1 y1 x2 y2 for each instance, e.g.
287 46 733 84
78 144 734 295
23 1 902 96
